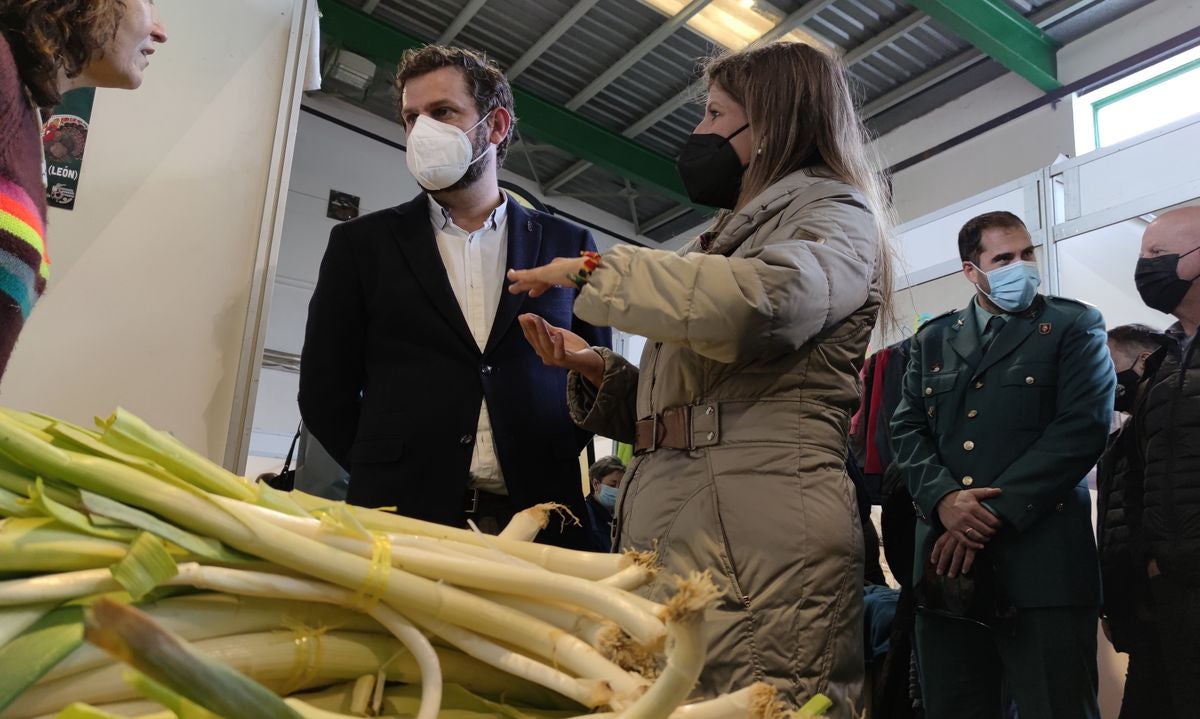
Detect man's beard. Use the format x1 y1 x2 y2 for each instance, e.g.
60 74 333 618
430 125 492 195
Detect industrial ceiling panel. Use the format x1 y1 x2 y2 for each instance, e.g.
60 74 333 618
646 207 711 243
581 58 703 130
465 0 581 65
808 0 903 49
319 0 1154 245
557 167 637 221
633 192 680 225
454 0 570 65
635 101 703 158
582 31 710 123
373 0 470 43
518 0 668 103
504 141 580 185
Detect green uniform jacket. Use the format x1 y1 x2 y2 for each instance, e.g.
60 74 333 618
891 295 1114 608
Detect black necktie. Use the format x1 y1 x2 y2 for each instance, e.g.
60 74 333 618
981 315 1007 353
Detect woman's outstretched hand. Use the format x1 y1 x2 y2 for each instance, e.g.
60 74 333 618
506 257 588 297
518 313 605 388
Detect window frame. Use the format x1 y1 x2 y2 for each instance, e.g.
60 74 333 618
1091 56 1200 150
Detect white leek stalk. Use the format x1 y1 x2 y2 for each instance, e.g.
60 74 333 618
290 492 629 580
499 502 575 542
10 630 537 718
598 561 657 591
216 498 666 648
42 595 380 684
158 564 441 719
407 609 612 708
620 572 718 719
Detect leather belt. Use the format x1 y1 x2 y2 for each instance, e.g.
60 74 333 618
633 402 721 454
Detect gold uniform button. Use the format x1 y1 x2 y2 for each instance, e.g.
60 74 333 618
967 409 978 418
1025 376 1035 385
974 381 985 389
963 440 975 451
962 476 974 487
924 387 933 396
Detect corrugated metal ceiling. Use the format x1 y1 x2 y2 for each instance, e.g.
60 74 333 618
322 0 1149 244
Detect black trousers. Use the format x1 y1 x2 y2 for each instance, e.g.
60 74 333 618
1117 615 1172 718
916 607 1099 719
1150 573 1200 718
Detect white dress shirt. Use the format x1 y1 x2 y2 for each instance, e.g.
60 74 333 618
429 195 509 494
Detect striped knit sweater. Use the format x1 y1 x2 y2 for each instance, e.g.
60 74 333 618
0 32 49 381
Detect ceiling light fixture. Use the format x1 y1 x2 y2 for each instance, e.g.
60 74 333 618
639 0 829 52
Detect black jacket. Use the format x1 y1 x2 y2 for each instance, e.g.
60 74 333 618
1096 418 1150 648
298 193 611 533
584 495 614 553
1119 332 1200 586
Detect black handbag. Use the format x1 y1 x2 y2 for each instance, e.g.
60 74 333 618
261 423 301 492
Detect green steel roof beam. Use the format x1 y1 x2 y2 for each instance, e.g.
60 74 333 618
316 0 693 205
907 0 1062 92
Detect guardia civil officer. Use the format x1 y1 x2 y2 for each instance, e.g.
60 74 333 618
891 210 1114 719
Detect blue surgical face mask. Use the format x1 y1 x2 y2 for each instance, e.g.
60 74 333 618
597 484 619 511
973 260 1040 312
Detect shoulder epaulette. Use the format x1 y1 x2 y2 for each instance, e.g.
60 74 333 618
915 309 959 334
1043 295 1096 310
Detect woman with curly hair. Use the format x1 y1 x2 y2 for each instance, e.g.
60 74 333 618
0 0 167 379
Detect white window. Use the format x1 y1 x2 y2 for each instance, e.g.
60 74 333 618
1073 44 1200 156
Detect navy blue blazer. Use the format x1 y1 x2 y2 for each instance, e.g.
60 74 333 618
298 192 611 537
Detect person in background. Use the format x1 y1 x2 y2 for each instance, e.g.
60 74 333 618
585 455 624 552
1107 205 1200 718
299 45 610 545
0 0 168 381
1096 323 1167 718
1106 324 1161 430
891 210 1114 719
508 41 893 714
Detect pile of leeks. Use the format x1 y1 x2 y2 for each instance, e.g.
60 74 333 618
0 407 832 719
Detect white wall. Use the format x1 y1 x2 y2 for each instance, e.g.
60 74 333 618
877 0 1200 223
2 0 302 462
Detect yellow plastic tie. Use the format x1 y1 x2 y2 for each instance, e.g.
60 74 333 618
352 532 392 613
281 618 328 694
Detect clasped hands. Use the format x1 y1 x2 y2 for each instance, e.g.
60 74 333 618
932 487 1003 578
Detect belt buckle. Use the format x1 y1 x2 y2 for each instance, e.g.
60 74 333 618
682 404 696 451
633 414 659 456
466 488 480 515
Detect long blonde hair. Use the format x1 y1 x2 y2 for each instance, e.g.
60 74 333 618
704 42 896 331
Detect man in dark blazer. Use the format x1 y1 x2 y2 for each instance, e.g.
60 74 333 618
298 45 609 547
891 211 1114 719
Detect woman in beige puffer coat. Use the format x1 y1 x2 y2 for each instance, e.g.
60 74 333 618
507 42 893 716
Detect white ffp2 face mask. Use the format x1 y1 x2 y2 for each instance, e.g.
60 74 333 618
404 113 493 191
